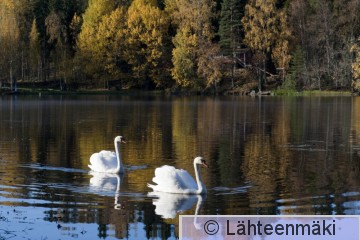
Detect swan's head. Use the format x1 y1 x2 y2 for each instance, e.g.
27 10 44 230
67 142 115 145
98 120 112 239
194 156 208 168
115 136 126 143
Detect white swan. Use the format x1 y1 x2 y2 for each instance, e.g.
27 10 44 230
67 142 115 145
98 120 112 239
147 156 208 194
88 136 126 174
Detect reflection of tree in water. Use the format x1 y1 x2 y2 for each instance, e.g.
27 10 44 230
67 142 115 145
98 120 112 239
3 96 360 236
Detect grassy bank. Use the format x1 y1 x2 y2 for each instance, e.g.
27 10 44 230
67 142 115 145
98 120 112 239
272 89 352 96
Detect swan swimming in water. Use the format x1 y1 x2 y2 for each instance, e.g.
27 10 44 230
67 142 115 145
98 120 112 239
88 136 126 174
147 156 208 195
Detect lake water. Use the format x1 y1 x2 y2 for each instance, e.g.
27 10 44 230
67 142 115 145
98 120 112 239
1 94 360 239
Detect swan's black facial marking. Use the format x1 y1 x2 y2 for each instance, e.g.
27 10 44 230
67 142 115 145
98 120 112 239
201 159 208 168
118 136 126 143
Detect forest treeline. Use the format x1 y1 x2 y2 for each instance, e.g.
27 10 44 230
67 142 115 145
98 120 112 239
1 0 360 93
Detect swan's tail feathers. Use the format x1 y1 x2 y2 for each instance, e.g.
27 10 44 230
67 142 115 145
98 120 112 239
88 164 93 171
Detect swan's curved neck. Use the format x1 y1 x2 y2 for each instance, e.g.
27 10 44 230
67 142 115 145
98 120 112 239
194 162 206 194
114 140 124 174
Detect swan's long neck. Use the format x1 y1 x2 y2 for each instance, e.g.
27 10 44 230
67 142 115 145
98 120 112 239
194 162 206 194
114 140 124 174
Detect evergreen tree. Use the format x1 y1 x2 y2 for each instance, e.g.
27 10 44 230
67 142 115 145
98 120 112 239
283 46 305 90
218 0 245 55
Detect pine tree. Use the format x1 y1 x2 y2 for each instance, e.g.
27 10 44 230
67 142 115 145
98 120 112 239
218 0 245 55
283 46 305 90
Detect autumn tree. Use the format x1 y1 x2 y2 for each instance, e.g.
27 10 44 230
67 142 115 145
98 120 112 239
76 0 117 86
29 19 42 81
271 9 292 83
166 0 216 89
95 7 128 83
0 0 21 90
197 40 224 91
171 26 199 87
242 0 289 91
125 0 171 88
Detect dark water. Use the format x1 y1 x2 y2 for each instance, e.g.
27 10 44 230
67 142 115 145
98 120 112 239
0 94 360 239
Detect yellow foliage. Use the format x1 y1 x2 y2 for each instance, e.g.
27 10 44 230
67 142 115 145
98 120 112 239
242 0 278 53
171 27 198 87
271 10 292 71
125 0 169 83
242 0 292 74
352 38 360 81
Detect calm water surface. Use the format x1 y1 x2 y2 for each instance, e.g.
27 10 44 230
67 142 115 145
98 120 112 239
1 95 360 239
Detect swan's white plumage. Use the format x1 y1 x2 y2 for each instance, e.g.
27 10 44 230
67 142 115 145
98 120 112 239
88 136 125 174
89 151 118 172
147 156 207 194
149 165 197 193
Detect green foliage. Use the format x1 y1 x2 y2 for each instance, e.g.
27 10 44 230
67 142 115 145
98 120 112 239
218 0 245 55
283 47 305 90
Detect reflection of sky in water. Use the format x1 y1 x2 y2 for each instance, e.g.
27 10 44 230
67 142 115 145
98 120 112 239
0 206 103 239
2 96 360 239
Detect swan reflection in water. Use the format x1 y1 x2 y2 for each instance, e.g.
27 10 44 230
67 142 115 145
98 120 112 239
148 192 205 222
89 172 124 209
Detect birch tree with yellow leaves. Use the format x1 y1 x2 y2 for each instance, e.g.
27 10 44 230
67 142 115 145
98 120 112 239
166 0 216 89
242 0 291 91
125 0 171 88
76 0 117 85
352 37 360 92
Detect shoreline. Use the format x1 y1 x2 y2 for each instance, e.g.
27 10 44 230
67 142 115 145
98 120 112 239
0 86 353 97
